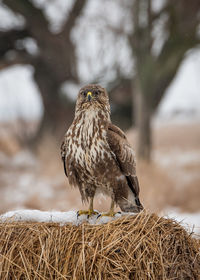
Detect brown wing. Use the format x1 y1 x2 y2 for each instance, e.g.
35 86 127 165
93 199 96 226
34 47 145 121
107 123 140 197
61 140 68 177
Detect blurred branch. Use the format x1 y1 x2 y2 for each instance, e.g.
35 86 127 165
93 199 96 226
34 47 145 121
152 0 200 109
0 50 34 70
133 0 139 31
2 0 50 42
151 3 169 21
147 0 153 51
0 27 34 70
61 0 87 36
0 28 29 56
3 0 48 28
129 0 139 49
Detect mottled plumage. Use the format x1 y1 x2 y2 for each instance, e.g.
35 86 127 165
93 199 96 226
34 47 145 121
61 84 143 214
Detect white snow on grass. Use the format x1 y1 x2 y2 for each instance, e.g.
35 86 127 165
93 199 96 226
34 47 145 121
154 150 200 168
164 208 200 235
154 149 200 188
0 209 124 226
1 209 200 235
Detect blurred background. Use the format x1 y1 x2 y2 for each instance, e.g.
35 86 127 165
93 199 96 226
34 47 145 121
0 0 200 230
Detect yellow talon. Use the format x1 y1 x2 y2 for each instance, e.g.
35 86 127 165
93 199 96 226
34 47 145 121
97 199 119 218
98 211 117 218
77 197 99 218
77 210 98 218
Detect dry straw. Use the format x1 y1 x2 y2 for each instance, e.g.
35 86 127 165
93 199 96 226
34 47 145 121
0 211 199 279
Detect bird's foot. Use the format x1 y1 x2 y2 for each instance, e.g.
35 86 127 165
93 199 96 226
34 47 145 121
77 209 99 219
97 211 121 218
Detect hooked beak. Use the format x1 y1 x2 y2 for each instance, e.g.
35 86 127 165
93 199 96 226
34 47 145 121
87 91 92 101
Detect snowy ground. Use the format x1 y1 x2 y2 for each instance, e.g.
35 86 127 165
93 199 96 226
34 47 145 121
0 121 200 226
154 148 200 189
165 209 200 235
0 209 199 235
0 148 107 213
0 150 77 212
0 209 125 226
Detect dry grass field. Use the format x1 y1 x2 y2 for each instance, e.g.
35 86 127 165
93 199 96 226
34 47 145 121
0 121 199 215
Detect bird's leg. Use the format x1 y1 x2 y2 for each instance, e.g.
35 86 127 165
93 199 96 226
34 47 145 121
88 197 97 216
107 199 115 216
98 199 120 218
77 197 98 218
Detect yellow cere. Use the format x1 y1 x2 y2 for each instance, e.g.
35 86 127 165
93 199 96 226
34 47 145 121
87 91 92 96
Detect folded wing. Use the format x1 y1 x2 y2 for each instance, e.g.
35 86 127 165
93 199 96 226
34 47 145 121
107 123 140 197
61 141 68 177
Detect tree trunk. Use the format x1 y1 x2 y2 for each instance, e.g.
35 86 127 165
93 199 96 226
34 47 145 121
29 66 74 148
137 94 152 161
133 80 152 161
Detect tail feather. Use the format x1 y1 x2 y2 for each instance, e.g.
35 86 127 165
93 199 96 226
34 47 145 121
122 175 143 212
117 195 143 213
135 197 144 211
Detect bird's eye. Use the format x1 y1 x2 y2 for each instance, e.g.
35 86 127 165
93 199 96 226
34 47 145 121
93 91 99 97
81 91 87 97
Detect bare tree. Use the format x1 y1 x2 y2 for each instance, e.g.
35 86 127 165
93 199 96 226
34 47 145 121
1 0 200 158
0 0 87 144
129 0 200 160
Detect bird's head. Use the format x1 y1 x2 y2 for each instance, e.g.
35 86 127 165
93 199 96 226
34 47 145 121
75 84 110 114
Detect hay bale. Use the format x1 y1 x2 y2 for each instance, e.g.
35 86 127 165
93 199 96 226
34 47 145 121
0 212 199 279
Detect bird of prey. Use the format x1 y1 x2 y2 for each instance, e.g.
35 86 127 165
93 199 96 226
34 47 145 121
61 84 143 217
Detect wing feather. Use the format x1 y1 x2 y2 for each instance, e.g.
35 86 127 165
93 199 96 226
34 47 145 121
107 123 140 196
61 141 68 177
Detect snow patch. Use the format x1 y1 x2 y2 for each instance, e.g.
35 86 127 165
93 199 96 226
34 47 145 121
154 149 200 188
163 208 200 234
1 209 199 235
0 209 129 226
11 150 38 168
154 150 200 168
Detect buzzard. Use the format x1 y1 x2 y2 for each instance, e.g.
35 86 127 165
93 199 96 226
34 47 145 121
61 84 143 216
